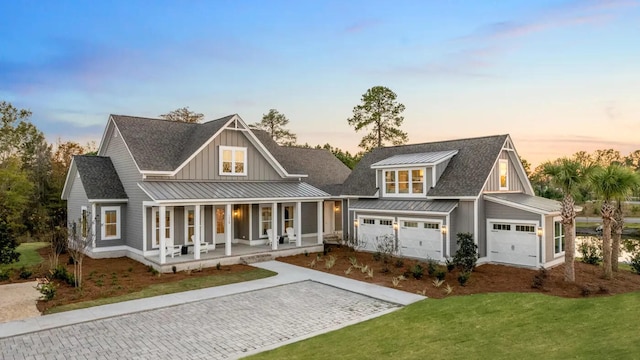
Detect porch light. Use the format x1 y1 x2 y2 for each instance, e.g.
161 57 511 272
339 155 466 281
233 209 240 218
537 227 543 237
441 225 447 235
334 205 340 212
393 221 399 230
354 219 359 227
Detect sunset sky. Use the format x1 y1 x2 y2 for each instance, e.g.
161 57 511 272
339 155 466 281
1 0 639 166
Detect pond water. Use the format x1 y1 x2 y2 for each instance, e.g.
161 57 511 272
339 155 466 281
575 236 639 263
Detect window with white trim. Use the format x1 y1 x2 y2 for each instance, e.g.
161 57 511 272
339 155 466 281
554 221 565 255
283 205 294 230
152 207 174 248
403 221 418 228
81 206 88 237
380 219 393 226
499 159 508 190
383 168 425 196
186 208 195 243
259 205 272 238
219 146 247 176
363 218 375 225
516 225 535 233
101 206 120 240
493 223 511 231
424 223 439 229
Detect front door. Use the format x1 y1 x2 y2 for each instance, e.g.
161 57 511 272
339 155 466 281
324 201 335 234
214 207 226 244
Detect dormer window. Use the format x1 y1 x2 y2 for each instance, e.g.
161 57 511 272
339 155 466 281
384 168 425 196
219 146 247 176
499 159 508 190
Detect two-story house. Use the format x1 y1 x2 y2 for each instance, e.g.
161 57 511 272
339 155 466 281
341 135 567 269
61 114 350 271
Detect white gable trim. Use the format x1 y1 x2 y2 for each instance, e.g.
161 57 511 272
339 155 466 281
61 158 77 200
479 135 534 196
99 116 143 174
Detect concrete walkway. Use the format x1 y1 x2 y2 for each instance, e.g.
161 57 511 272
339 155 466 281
0 261 424 359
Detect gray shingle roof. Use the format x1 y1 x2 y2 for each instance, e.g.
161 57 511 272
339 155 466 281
484 193 561 214
341 135 508 197
252 130 351 196
74 155 128 200
111 114 233 171
350 199 458 213
371 150 458 168
138 181 329 202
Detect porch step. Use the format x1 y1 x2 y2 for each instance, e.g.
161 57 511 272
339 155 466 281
240 254 274 265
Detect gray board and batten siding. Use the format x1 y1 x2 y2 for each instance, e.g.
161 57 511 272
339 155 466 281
100 123 150 251
150 129 282 181
484 150 527 193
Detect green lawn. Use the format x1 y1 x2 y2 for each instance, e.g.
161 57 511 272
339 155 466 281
250 292 640 360
46 268 275 314
0 242 48 271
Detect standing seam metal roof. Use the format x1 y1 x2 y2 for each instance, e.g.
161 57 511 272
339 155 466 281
349 199 458 213
483 193 561 214
371 150 458 167
138 181 330 202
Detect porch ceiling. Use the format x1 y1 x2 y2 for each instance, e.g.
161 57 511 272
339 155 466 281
138 181 330 203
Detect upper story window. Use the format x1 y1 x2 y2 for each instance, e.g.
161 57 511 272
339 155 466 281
499 159 508 190
219 146 247 176
383 168 425 196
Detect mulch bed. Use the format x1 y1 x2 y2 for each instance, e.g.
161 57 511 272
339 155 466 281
278 245 640 299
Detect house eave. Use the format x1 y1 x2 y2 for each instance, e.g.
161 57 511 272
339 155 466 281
88 199 129 203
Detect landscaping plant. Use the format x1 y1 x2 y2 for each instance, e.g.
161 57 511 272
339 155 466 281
453 232 478 273
578 236 602 265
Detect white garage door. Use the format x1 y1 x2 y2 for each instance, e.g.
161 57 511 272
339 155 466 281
488 222 538 267
358 217 394 252
399 220 442 260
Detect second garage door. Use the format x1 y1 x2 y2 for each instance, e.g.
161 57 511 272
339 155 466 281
399 220 443 260
487 221 538 267
357 217 394 252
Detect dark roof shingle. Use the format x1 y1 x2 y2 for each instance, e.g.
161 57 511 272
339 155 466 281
74 155 127 199
252 130 351 195
341 135 508 197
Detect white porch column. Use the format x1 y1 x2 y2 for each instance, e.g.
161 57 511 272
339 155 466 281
296 201 302 247
194 204 201 260
271 202 278 250
225 203 232 256
159 205 166 264
317 201 323 244
91 203 97 249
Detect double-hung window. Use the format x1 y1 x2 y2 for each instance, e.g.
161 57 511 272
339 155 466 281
219 146 247 176
101 206 120 240
152 207 174 248
383 168 425 196
554 221 565 255
260 205 272 238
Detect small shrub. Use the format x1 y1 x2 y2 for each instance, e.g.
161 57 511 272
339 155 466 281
344 266 353 275
95 279 104 287
19 267 32 279
453 232 478 273
349 256 358 267
445 257 455 272
392 276 401 288
171 266 177 274
0 268 10 281
372 252 382 262
309 259 317 268
304 251 309 257
325 255 336 269
432 278 445 288
381 264 390 274
457 272 470 286
411 264 424 280
149 267 159 276
578 237 602 265
435 270 446 281
416 289 427 296
443 284 453 296
51 265 75 286
426 259 438 277
581 284 595 297
37 280 57 301
531 267 548 289
394 259 404 268
366 268 374 278
629 250 640 275
216 262 222 270
361 264 370 274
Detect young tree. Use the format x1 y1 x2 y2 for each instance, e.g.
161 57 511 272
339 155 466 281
590 164 639 279
347 86 408 151
68 215 94 288
250 109 297 145
543 158 591 282
159 107 204 123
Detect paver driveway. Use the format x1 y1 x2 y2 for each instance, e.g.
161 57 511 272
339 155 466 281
1 281 398 360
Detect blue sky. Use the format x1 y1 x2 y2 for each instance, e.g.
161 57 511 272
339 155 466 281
1 0 639 165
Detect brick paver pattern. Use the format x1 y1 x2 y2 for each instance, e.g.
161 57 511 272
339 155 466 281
1 281 398 359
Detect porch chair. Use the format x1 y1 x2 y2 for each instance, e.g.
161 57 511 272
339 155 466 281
191 235 208 254
266 229 274 246
286 227 296 244
165 237 182 258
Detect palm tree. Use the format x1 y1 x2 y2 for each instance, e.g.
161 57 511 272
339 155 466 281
590 164 639 278
543 158 589 282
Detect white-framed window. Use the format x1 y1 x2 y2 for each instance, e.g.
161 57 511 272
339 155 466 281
383 168 425 196
81 206 88 237
101 206 120 240
403 221 418 228
259 205 272 238
554 221 565 255
499 159 508 190
185 207 205 243
219 146 247 176
380 219 393 226
516 225 535 233
283 204 295 230
363 218 375 225
152 207 174 248
493 223 511 231
424 223 439 229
